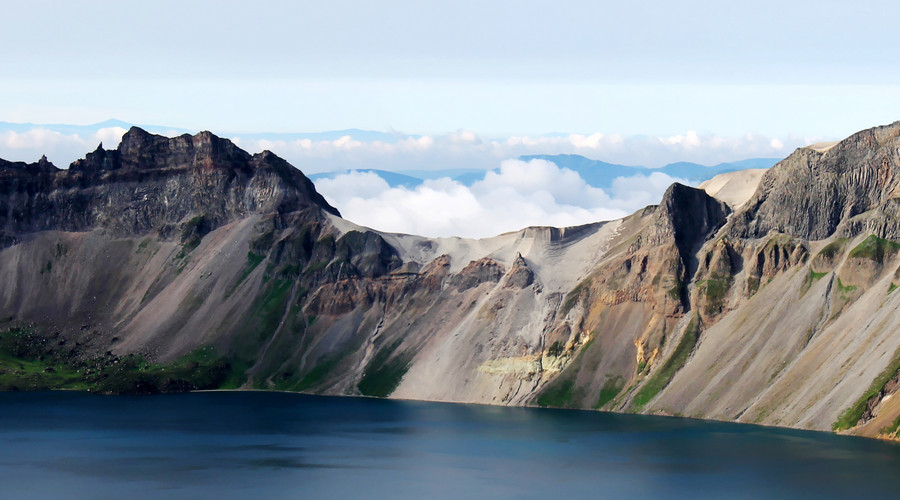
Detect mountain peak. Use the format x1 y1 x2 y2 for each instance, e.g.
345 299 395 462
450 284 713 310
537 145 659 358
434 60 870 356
2 127 338 241
731 120 900 241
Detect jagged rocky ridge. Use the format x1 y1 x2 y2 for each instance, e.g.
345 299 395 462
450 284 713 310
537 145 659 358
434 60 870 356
4 123 900 441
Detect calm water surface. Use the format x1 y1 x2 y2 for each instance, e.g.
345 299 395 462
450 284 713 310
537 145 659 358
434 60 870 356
1 391 899 499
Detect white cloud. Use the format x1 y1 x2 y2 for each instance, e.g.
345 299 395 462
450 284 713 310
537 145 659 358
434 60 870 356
609 171 685 209
0 123 742 238
1 123 813 173
95 127 128 148
474 159 610 207
0 127 130 166
228 128 804 174
315 159 685 239
661 130 701 149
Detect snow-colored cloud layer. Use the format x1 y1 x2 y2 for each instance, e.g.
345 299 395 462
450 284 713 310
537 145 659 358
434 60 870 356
0 122 819 173
0 127 128 166
315 159 687 238
0 123 800 239
232 129 813 174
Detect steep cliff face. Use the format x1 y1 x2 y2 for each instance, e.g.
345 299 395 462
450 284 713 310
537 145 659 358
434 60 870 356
0 127 338 244
5 123 900 440
731 121 900 240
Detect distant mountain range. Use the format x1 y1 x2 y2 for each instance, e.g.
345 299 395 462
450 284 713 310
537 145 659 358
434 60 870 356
0 121 781 189
0 119 188 137
0 120 406 144
309 155 782 189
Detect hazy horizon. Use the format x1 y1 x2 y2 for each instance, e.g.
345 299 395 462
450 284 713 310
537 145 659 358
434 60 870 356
4 0 899 237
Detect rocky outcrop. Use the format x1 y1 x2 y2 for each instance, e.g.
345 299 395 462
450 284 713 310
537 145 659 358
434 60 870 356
503 253 534 289
447 258 505 291
649 183 730 271
731 121 900 240
0 127 339 245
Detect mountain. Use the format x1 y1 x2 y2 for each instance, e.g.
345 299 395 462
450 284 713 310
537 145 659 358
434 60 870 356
309 157 781 190
521 154 782 188
3 123 900 442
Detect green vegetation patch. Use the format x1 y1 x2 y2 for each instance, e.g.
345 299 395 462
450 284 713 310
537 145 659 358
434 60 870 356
225 252 267 299
0 344 86 391
746 276 761 296
801 270 829 295
595 375 625 410
889 283 899 294
357 340 411 398
90 347 230 394
818 238 849 260
637 359 647 374
835 277 858 299
305 260 329 273
560 279 590 317
547 341 565 357
217 358 252 390
536 377 580 408
284 350 349 392
0 327 231 394
833 345 900 431
631 314 700 411
288 355 344 392
880 413 900 436
241 251 265 282
699 275 732 314
252 279 293 341
848 235 900 262
534 336 597 408
809 270 828 281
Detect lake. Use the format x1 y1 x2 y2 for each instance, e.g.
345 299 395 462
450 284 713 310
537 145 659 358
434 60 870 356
1 391 899 499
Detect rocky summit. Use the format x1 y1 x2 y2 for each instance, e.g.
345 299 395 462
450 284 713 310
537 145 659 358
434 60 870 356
4 122 900 440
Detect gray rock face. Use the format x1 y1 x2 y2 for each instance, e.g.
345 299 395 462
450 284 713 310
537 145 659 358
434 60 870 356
731 121 900 240
448 258 506 291
647 183 731 281
0 127 339 246
652 183 731 251
504 253 534 289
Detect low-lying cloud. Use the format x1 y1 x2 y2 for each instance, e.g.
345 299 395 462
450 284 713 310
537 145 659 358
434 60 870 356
0 122 819 174
315 159 687 238
233 129 810 174
0 127 128 165
0 123 761 238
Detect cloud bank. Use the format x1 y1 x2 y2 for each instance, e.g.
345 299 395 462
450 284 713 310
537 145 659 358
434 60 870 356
0 122 818 173
0 127 129 166
232 129 812 174
315 159 687 238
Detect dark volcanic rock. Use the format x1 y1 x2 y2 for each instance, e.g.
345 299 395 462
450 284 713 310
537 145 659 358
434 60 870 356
648 183 731 275
504 253 534 289
449 258 506 291
0 127 339 245
731 121 900 241
329 230 402 279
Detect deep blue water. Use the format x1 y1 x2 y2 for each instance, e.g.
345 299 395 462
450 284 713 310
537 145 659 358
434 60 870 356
1 392 900 499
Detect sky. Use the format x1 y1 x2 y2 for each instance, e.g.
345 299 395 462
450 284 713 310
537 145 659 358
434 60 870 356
3 0 900 237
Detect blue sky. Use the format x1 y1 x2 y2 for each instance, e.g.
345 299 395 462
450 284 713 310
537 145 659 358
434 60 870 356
3 1 900 237
3 0 899 137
